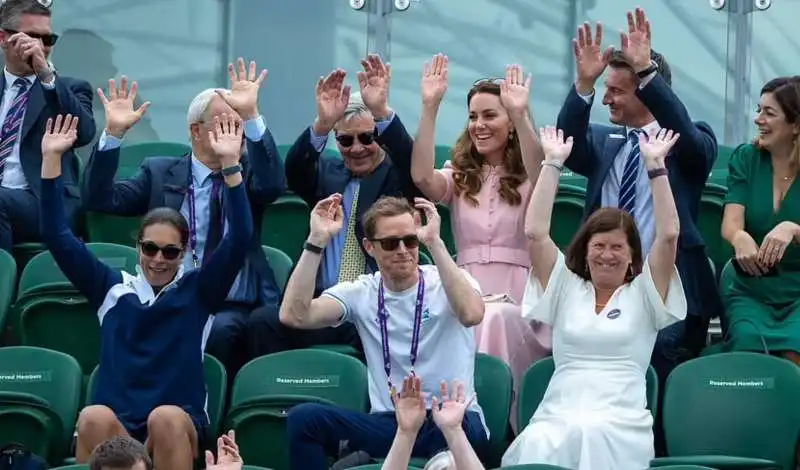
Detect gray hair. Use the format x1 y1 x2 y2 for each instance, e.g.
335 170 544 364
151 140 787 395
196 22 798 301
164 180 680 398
186 87 231 127
339 91 373 125
0 0 51 30
423 451 454 470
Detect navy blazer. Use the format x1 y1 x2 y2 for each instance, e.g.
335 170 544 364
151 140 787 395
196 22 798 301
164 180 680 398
5 73 95 221
80 126 286 307
556 74 722 319
285 114 424 279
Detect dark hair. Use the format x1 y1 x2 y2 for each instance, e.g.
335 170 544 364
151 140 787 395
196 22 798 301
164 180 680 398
137 207 190 246
89 435 153 470
449 81 526 206
756 76 800 166
565 207 643 282
362 196 416 239
608 49 672 87
0 0 51 30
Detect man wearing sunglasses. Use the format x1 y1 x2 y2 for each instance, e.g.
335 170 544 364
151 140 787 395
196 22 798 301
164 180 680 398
249 54 423 357
81 58 285 382
0 0 95 253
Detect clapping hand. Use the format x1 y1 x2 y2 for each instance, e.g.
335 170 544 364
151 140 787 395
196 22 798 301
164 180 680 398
392 375 427 435
358 54 391 119
573 22 613 93
539 126 574 164
98 76 150 138
218 58 267 120
41 114 79 160
205 430 242 470
639 129 679 170
432 380 473 432
309 194 344 246
208 113 243 165
315 69 351 134
620 7 652 72
499 64 532 120
421 54 448 108
414 198 442 247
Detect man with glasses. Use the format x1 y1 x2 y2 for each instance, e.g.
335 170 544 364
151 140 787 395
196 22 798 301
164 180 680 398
0 0 94 253
248 54 423 356
280 194 487 470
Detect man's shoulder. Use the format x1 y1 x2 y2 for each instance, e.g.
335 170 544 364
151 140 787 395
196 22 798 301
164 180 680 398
141 155 187 170
54 74 91 91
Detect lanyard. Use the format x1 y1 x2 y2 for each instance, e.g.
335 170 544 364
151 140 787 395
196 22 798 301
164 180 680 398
186 174 224 269
378 268 424 397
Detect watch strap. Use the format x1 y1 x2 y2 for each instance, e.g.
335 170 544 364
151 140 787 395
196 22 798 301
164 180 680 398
636 62 658 79
221 164 242 176
647 167 668 179
304 241 324 254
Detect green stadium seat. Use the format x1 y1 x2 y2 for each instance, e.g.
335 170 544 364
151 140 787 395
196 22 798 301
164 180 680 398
434 145 452 168
550 195 585 250
118 142 191 178
226 349 369 470
475 353 513 468
261 246 294 294
11 242 46 275
698 194 731 277
650 352 799 470
262 195 310 264
50 465 87 470
490 465 573 470
0 249 16 339
648 466 720 470
0 346 82 464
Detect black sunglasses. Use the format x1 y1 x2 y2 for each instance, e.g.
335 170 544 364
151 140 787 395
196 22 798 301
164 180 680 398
3 29 59 47
139 241 183 260
472 77 504 86
369 235 420 251
336 132 374 148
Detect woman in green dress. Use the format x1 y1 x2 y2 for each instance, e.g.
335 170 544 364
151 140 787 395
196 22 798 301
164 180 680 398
720 76 800 362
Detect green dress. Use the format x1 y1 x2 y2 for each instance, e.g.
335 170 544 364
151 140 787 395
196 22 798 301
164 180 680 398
720 144 800 354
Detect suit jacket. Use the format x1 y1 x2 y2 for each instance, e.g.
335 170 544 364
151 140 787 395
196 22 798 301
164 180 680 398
556 74 722 319
285 114 424 283
5 73 95 221
80 127 286 307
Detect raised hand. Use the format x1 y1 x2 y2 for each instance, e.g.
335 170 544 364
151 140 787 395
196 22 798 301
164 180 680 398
8 32 48 75
204 430 242 470
431 380 472 432
639 129 679 169
573 22 613 93
392 375 427 435
98 76 150 138
208 113 243 165
414 198 441 247
758 221 799 268
499 64 532 120
315 69 351 134
357 54 391 118
539 126 574 164
309 194 345 245
41 114 79 159
421 53 448 108
218 57 267 120
620 7 652 72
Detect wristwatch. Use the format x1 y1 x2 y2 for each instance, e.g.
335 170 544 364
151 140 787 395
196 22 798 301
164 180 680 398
221 164 242 176
304 241 324 254
636 61 659 79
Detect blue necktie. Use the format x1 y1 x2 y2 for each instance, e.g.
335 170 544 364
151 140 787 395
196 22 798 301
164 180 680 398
0 78 30 176
618 130 643 217
202 172 224 265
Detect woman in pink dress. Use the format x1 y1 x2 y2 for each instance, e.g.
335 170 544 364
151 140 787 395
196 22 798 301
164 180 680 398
408 54 551 429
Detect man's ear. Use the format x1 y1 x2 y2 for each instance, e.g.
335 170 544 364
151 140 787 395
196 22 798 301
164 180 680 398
363 237 375 259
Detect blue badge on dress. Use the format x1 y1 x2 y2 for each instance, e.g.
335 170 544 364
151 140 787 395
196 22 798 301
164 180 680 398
606 308 621 319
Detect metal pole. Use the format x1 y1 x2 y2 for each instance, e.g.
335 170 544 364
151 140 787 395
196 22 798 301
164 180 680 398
723 0 754 146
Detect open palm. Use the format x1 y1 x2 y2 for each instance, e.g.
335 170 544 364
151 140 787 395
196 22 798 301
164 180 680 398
316 69 351 129
358 54 391 114
620 8 652 70
219 58 267 118
41 114 79 156
421 53 448 107
392 375 427 433
432 380 471 432
573 22 612 85
499 64 531 117
98 76 150 136
539 126 574 164
639 128 679 164
208 113 243 163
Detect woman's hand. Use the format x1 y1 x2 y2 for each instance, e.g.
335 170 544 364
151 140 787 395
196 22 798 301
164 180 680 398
392 375 427 435
732 230 767 276
539 126 573 164
758 221 798 268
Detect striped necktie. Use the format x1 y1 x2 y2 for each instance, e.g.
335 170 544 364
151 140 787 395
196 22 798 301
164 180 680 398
618 129 644 217
0 78 30 177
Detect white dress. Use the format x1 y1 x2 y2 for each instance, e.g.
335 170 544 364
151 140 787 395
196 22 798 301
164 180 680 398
501 252 687 470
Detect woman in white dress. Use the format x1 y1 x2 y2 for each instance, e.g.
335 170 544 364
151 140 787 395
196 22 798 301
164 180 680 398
502 127 687 470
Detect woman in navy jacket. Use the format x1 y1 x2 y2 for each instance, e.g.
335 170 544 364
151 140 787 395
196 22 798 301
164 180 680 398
39 113 252 470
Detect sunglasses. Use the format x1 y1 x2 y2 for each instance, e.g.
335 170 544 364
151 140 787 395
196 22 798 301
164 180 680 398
3 28 59 47
472 77 504 86
139 241 183 260
370 235 420 251
336 132 374 148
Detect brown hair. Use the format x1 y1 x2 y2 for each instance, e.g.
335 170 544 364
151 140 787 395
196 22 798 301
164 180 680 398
755 76 800 167
89 435 153 470
450 81 526 207
137 207 190 246
565 207 643 282
362 196 416 239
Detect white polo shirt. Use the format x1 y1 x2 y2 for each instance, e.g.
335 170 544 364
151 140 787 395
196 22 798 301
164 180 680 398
323 265 487 432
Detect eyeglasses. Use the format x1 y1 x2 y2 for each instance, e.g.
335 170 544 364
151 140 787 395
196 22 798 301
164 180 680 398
1 0 52 6
369 235 420 251
3 28 59 46
139 240 183 260
472 77 504 86
336 132 374 148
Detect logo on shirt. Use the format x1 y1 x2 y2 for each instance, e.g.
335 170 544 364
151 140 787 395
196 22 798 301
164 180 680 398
421 308 431 324
606 308 621 320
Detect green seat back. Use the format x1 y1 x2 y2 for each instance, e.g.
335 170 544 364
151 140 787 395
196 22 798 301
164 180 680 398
437 204 456 255
551 195 585 250
659 352 800 469
11 242 46 275
243 466 277 470
85 213 142 246
118 141 191 178
0 249 16 334
262 195 310 263
261 246 293 294
474 353 512 467
434 145 452 168
518 357 658 427
51 465 88 470
491 465 573 469
0 346 82 462
351 466 422 470
204 354 227 438
418 251 432 265
228 349 369 470
698 195 731 276
647 466 720 469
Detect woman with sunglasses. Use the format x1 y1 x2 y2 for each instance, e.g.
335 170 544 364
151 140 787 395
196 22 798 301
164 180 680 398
39 113 253 470
407 54 548 430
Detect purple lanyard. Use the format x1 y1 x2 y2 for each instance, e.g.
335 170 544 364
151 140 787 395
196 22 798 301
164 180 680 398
185 176 223 269
378 267 425 396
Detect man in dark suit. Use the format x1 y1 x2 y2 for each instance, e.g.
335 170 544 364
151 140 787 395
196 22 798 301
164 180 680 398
81 58 285 379
557 9 722 380
248 54 423 356
0 0 95 252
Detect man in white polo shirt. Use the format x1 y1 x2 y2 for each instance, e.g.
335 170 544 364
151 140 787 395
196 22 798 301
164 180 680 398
280 194 488 470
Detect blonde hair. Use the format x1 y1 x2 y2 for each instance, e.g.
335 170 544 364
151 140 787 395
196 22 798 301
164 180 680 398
423 451 454 470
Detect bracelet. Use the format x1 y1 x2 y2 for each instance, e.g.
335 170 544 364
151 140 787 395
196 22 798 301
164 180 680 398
647 167 668 179
541 161 563 172
304 241 324 254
